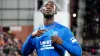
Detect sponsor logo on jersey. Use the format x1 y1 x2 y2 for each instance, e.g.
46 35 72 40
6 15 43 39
40 40 54 50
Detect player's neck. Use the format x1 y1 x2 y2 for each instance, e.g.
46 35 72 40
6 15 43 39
44 17 54 26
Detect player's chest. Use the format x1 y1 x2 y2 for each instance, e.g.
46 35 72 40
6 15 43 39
37 29 63 41
35 29 64 50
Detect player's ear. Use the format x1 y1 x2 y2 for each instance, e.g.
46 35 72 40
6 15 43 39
40 7 44 14
53 3 57 14
40 9 43 13
54 7 57 14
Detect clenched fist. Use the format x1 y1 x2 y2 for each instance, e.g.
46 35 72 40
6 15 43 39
32 30 46 37
51 36 63 45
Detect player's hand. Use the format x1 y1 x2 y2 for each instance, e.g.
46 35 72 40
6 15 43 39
51 36 63 45
32 30 46 37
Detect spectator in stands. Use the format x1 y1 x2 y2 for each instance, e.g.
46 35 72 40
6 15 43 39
0 34 5 46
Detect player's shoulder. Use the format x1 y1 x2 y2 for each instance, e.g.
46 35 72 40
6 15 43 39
33 26 42 31
55 22 70 30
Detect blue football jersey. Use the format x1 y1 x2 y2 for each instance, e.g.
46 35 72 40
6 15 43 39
21 22 82 56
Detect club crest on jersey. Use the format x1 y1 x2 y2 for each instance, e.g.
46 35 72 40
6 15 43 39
70 37 77 43
52 31 58 36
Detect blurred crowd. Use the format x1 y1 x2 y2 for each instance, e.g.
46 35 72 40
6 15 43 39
0 31 37 56
0 31 22 56
82 40 100 56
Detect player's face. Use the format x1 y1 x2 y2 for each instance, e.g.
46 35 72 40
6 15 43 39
43 2 55 15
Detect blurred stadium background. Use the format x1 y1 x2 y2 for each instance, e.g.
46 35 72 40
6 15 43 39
0 0 100 56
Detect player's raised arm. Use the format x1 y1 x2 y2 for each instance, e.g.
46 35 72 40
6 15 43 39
21 34 35 56
61 28 82 56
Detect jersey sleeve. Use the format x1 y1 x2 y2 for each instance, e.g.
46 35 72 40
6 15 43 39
21 27 39 56
21 34 36 56
61 27 82 56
